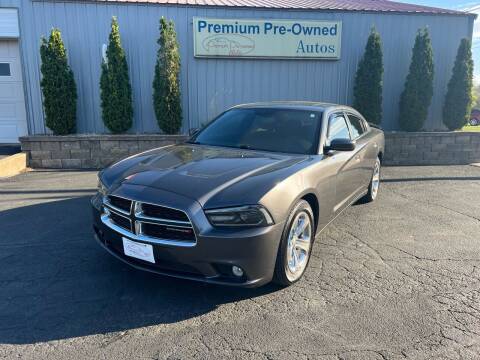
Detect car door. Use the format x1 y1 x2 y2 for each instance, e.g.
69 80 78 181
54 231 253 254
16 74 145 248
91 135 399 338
324 113 358 214
345 113 373 191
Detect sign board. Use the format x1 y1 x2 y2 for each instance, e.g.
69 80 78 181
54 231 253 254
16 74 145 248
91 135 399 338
193 17 342 60
0 9 19 38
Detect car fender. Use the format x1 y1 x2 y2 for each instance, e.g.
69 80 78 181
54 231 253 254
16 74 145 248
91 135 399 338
259 167 322 228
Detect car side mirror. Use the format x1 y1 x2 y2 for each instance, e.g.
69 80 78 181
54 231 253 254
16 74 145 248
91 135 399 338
189 128 199 136
324 138 356 153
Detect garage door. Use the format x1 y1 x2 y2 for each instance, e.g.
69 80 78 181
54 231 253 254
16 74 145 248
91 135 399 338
0 40 27 144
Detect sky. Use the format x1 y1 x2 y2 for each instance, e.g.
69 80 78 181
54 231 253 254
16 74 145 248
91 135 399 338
396 0 480 81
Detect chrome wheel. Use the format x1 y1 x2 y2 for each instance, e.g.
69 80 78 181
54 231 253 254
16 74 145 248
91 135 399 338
371 158 381 200
285 211 312 281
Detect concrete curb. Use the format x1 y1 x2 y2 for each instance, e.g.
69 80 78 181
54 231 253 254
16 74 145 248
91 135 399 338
0 153 28 178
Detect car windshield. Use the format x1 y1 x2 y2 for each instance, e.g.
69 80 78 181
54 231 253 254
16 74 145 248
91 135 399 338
191 108 322 154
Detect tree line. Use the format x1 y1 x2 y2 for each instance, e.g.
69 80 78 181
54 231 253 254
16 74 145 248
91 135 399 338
40 16 181 135
40 18 473 135
354 27 473 131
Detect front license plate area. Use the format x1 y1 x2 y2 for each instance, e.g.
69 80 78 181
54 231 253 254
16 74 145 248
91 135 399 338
122 237 155 263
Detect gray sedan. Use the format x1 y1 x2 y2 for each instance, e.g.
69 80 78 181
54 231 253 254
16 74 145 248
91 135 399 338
92 102 385 287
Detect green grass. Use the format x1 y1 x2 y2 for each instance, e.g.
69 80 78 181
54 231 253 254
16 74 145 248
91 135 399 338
461 125 480 132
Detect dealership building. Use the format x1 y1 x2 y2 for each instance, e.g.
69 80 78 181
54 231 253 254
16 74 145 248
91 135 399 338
0 0 476 144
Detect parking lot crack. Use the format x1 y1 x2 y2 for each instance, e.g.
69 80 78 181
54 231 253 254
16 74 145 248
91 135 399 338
388 188 480 223
338 229 417 280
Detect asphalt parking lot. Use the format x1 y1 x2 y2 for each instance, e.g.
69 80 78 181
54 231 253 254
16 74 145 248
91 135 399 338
1 165 480 359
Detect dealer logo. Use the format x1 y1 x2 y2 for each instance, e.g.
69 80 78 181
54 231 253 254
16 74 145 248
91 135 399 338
202 34 255 56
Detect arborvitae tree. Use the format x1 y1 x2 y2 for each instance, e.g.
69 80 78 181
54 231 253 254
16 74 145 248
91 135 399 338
353 27 384 125
100 16 133 134
443 39 474 130
153 17 182 134
40 29 77 135
399 28 434 132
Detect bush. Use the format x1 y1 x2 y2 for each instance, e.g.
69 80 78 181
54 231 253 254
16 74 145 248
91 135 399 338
353 27 383 125
153 17 182 134
40 29 77 135
443 39 474 130
399 28 434 132
100 16 133 134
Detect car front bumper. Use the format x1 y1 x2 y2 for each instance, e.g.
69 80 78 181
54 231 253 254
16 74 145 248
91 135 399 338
91 187 285 288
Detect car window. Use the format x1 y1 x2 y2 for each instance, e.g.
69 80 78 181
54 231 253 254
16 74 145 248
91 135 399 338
347 114 366 139
327 115 350 145
192 108 322 155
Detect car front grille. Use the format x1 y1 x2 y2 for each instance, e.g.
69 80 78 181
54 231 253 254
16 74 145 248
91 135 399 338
108 195 132 213
109 211 131 231
101 196 196 247
141 222 195 242
141 203 189 222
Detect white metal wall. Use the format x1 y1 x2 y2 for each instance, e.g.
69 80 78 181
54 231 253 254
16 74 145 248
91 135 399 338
0 0 475 134
0 39 27 143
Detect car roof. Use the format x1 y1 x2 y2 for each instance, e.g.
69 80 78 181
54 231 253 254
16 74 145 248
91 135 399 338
232 101 355 113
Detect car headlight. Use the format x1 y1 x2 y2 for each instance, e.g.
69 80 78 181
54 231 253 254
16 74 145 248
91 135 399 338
205 205 274 227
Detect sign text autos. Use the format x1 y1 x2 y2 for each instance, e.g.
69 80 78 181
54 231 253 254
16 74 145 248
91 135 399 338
193 18 342 59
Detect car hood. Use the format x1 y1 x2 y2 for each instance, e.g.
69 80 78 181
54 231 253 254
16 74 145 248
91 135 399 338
102 144 308 205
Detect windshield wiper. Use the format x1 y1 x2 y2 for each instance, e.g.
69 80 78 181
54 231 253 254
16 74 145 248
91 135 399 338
238 144 253 150
186 142 257 151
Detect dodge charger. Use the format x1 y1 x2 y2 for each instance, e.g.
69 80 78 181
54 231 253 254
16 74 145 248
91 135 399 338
91 102 385 287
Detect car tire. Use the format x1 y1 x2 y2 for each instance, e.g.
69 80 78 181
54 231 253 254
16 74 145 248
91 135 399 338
362 156 381 203
273 200 314 286
470 118 479 126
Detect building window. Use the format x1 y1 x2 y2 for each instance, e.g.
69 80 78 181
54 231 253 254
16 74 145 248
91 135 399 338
0 63 11 76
